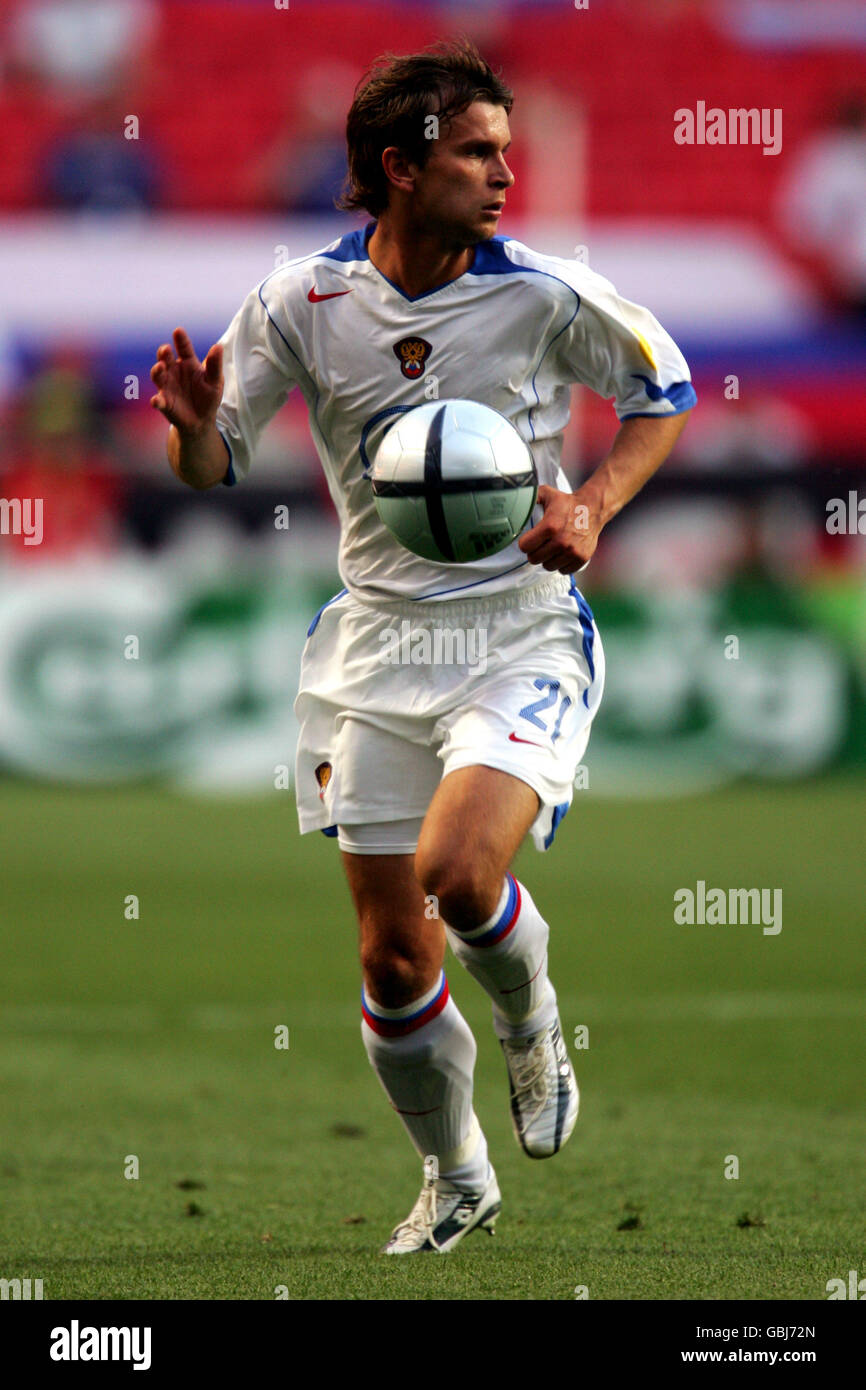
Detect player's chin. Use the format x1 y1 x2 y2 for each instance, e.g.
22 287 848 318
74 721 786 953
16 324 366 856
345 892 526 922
460 208 501 241
478 208 503 233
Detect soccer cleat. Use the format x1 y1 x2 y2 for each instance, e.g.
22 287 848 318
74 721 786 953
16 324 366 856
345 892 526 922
381 1156 501 1255
499 1017 578 1158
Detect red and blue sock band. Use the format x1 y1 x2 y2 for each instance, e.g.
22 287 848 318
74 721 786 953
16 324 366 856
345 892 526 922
454 874 522 948
361 971 450 1038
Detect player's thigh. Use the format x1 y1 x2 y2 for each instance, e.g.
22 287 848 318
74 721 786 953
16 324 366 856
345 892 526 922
341 847 445 1003
415 764 540 917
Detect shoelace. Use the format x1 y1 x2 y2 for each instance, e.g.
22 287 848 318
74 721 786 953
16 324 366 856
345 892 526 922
502 1037 550 1104
395 1178 439 1240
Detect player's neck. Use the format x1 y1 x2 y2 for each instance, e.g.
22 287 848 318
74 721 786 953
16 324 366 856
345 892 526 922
367 217 475 299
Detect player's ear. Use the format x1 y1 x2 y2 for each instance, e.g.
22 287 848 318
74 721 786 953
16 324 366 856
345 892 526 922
381 146 416 196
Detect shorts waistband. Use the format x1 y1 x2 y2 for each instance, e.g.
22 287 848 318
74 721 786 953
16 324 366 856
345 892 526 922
348 572 572 622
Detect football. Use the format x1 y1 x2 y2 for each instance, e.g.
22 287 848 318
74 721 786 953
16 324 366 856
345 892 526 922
370 399 538 563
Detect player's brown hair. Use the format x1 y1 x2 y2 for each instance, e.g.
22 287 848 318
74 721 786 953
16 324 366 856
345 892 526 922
337 37 513 218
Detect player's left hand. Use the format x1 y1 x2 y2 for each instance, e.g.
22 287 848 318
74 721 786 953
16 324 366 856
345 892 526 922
518 485 602 573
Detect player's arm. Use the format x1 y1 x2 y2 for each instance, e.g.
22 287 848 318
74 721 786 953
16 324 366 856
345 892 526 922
519 410 691 573
521 259 697 573
151 328 229 489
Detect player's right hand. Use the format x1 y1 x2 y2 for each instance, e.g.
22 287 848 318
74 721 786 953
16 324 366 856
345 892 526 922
150 328 223 436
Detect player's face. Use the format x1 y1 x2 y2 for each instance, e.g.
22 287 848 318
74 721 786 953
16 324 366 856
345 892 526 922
410 101 514 247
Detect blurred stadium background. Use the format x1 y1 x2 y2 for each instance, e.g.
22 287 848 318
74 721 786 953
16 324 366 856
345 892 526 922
1 0 865 1300
0 0 864 792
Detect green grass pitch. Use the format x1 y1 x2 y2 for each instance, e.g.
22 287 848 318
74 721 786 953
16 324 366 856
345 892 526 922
0 777 863 1301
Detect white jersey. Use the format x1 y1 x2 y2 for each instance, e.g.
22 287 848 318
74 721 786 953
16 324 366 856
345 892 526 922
216 221 696 603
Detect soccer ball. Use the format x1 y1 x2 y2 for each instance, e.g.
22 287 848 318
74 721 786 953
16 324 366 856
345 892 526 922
371 400 538 563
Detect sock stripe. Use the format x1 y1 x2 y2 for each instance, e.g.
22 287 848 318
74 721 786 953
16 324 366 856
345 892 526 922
464 875 522 948
361 975 450 1037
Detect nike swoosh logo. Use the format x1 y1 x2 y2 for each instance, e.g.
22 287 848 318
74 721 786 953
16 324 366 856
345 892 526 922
508 732 546 748
308 287 353 302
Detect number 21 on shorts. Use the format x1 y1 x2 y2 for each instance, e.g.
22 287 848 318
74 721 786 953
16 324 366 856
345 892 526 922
518 677 572 743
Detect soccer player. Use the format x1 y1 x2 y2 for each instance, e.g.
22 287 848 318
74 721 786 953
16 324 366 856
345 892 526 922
151 39 695 1254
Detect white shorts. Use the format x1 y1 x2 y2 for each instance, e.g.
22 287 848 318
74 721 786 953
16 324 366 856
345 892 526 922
294 571 604 854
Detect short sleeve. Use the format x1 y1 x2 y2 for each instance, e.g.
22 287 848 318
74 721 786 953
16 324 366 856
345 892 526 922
552 263 697 419
215 284 303 485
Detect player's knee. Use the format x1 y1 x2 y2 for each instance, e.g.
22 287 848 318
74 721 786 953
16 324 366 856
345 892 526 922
360 942 431 1010
415 852 499 932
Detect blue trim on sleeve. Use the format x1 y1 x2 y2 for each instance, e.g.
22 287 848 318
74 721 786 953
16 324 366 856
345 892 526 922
217 428 236 486
321 825 339 838
622 380 697 417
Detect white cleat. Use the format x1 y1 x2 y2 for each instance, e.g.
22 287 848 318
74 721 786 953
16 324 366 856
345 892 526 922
499 1016 578 1158
381 1156 501 1255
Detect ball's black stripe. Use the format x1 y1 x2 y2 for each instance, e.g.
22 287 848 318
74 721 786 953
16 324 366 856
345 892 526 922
423 404 454 561
372 470 537 498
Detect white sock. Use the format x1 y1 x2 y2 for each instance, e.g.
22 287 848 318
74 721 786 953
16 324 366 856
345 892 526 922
447 875 558 1037
361 971 489 1190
